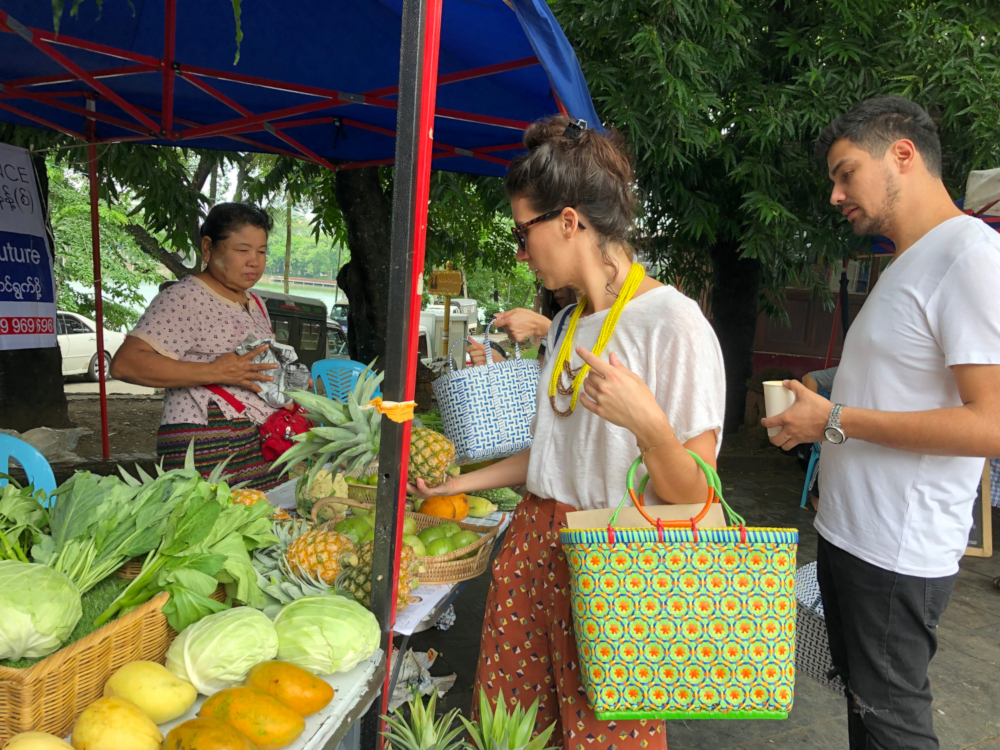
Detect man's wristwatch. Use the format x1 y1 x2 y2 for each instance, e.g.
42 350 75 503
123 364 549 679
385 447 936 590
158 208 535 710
824 404 848 444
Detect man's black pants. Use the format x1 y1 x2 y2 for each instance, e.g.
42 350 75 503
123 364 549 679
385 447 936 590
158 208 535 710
816 535 957 749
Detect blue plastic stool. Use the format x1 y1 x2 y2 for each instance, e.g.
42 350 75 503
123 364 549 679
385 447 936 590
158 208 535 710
800 442 821 508
311 359 381 402
0 434 57 504
799 389 831 509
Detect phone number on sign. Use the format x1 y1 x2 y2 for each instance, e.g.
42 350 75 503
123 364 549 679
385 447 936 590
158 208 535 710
0 316 55 335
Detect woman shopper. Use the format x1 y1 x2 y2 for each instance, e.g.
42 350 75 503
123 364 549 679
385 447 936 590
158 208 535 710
410 116 725 750
111 202 289 490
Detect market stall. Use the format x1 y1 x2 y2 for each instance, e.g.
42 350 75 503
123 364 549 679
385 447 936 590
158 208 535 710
0 0 601 747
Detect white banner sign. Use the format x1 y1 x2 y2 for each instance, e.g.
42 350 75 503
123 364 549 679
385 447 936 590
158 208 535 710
0 143 56 350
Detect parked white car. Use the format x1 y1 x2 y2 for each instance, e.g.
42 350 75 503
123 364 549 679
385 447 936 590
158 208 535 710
57 311 126 381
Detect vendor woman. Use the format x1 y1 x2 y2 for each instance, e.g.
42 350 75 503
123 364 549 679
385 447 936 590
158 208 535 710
111 202 287 490
410 117 725 750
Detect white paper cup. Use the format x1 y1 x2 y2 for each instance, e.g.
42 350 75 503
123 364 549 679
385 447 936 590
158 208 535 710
763 381 795 437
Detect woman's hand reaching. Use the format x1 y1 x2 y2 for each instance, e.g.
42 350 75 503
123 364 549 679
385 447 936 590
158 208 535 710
407 475 464 499
492 308 550 343
466 339 504 367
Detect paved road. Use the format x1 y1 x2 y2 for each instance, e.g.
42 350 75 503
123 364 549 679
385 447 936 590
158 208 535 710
64 379 159 396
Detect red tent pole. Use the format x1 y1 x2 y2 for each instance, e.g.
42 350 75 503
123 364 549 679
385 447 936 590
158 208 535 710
361 0 443 746
162 0 177 138
86 97 110 460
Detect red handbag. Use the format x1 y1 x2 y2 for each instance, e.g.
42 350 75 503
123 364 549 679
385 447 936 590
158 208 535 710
203 293 313 462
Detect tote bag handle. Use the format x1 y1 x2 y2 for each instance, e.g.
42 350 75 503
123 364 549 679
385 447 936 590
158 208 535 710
605 452 746 542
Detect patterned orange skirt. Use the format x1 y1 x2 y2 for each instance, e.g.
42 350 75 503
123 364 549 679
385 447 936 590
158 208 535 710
474 494 668 750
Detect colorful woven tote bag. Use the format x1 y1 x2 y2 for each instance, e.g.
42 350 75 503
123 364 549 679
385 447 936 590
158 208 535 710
560 453 799 720
432 319 540 466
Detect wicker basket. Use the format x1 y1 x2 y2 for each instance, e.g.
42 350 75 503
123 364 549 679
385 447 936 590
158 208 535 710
312 498 499 584
115 557 145 580
346 481 377 505
0 586 226 747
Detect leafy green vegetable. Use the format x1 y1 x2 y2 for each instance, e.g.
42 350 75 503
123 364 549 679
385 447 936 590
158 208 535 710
273 595 379 674
165 607 278 695
0 575 129 669
95 463 278 633
0 479 48 563
0 561 82 662
32 468 191 594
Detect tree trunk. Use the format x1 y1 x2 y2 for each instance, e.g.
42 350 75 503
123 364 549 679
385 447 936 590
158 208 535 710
209 164 218 206
334 168 392 366
124 224 198 279
283 189 292 294
710 239 761 435
0 152 71 432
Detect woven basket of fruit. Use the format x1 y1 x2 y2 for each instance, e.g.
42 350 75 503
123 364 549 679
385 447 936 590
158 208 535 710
343 463 378 505
311 498 499 585
0 586 226 747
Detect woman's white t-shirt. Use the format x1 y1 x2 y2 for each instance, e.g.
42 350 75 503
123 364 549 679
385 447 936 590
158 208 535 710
526 286 726 510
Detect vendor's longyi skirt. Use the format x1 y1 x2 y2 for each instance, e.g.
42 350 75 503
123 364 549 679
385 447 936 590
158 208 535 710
157 403 284 491
474 494 667 750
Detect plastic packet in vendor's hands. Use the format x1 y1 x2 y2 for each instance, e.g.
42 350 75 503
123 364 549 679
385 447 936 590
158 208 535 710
284 363 311 392
236 335 302 407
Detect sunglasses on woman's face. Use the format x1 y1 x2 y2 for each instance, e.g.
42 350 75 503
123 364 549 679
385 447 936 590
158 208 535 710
511 208 586 252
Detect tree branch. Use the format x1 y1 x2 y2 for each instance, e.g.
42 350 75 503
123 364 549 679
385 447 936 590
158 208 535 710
124 223 197 279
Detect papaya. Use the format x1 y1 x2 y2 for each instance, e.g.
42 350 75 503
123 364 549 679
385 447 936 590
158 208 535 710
246 661 334 717
419 494 468 520
198 687 305 750
163 718 257 750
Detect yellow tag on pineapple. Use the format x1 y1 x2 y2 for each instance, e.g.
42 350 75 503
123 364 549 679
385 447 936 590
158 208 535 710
363 397 417 423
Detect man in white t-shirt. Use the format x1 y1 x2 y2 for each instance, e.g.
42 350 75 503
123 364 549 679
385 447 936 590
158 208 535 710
763 97 1000 750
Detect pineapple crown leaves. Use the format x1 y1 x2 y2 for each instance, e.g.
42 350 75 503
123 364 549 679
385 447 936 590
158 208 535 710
273 365 385 483
381 691 467 750
460 691 557 750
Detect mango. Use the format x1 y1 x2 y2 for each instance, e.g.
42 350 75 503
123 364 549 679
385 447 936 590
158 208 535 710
163 718 257 750
71 696 162 750
6 733 74 750
103 660 197 724
246 661 334 716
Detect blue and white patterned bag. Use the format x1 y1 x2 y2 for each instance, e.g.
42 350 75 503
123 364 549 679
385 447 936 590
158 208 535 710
795 562 843 693
432 320 540 465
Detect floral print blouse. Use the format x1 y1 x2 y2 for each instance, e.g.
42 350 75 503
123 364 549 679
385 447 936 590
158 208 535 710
129 275 280 426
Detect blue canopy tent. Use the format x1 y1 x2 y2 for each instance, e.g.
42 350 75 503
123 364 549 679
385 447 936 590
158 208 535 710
0 0 600 174
0 1 601 742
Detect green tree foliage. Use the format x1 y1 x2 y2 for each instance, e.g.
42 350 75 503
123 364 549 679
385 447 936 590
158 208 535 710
551 0 1000 429
48 162 163 330
264 212 350 279
463 262 536 322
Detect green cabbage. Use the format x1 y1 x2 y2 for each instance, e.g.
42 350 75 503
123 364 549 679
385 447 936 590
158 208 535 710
0 561 82 661
273 595 379 674
166 607 278 695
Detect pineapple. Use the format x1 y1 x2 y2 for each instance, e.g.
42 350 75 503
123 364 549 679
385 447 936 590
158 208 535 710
231 488 291 521
286 528 359 585
461 689 558 750
381 692 465 750
254 518 337 617
275 364 459 489
337 540 420 611
408 427 460 488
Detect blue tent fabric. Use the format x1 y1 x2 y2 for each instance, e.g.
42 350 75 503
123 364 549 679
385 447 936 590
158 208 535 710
0 0 601 177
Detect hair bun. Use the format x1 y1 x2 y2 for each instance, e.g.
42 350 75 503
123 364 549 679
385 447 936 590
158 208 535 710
522 115 576 152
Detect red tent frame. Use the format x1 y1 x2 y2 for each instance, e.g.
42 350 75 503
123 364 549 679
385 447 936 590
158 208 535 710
0 2 498 745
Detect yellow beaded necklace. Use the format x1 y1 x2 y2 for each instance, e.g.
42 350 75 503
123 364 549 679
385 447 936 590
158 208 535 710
548 262 646 416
